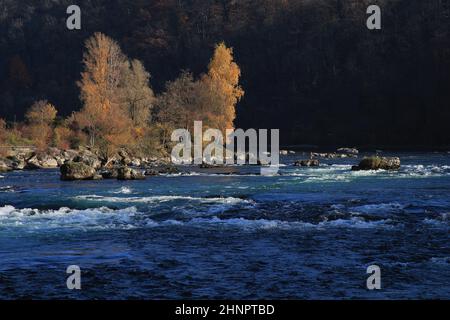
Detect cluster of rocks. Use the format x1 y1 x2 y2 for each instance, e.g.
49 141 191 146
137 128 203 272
294 159 320 167
309 147 359 159
60 150 180 181
1 146 402 178
0 146 179 181
0 148 74 172
352 157 401 171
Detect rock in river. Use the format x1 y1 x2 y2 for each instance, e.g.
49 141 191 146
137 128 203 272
60 161 97 181
352 156 401 171
0 159 13 172
294 159 320 167
117 167 146 180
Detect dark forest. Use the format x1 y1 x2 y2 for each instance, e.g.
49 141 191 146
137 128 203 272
1 0 450 148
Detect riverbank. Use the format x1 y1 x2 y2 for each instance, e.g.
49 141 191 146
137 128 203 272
0 146 403 180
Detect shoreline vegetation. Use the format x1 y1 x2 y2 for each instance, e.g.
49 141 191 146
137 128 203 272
0 32 244 170
0 32 405 179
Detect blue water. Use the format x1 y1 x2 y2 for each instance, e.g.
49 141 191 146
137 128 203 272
0 152 449 299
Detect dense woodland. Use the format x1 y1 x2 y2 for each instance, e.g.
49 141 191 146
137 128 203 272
1 0 450 149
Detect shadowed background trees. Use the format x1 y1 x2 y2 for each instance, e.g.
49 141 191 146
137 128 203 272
1 0 450 148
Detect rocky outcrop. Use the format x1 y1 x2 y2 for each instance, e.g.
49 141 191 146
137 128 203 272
294 159 320 167
73 150 102 169
118 150 132 166
62 150 79 162
1 147 168 179
100 167 119 179
60 161 97 181
352 157 401 171
0 159 13 172
25 154 58 169
117 167 146 180
10 159 26 170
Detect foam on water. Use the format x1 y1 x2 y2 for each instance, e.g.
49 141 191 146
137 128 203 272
0 205 140 231
75 194 252 205
111 186 133 194
283 164 450 180
0 186 15 193
0 205 394 232
350 202 406 214
402 164 450 176
141 216 394 231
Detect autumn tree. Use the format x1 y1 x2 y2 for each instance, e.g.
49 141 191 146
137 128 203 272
76 33 133 161
153 71 200 148
24 100 58 150
120 59 155 129
199 42 244 132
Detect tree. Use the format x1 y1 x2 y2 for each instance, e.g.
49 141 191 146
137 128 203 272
154 71 199 148
24 100 58 149
120 59 155 128
77 32 129 147
200 42 244 132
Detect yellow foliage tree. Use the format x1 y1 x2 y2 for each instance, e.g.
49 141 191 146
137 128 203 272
200 42 244 132
76 33 133 161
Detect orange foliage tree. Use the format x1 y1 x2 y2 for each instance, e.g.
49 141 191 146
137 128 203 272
76 33 133 161
200 42 244 132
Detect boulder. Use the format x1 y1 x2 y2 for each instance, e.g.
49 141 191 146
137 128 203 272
352 157 400 171
92 174 104 180
294 159 320 167
118 150 132 166
39 155 59 168
130 159 141 167
0 159 13 172
62 150 79 162
11 159 26 170
25 155 41 169
6 155 26 170
25 154 58 169
55 156 65 166
73 152 101 169
60 161 97 181
100 167 119 179
117 167 146 180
